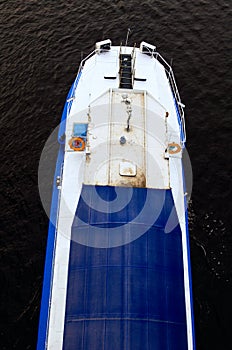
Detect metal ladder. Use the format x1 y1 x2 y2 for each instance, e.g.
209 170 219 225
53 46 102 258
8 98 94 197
119 53 133 89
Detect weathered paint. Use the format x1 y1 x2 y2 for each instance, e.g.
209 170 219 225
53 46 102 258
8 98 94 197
83 89 170 189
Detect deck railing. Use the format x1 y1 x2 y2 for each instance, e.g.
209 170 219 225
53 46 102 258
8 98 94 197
75 46 186 146
152 52 186 145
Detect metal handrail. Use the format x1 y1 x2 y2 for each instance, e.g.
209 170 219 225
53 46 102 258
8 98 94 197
77 49 98 76
74 46 186 146
77 48 119 75
152 52 186 145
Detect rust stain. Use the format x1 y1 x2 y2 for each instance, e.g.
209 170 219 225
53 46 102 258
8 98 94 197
115 167 146 188
85 154 91 163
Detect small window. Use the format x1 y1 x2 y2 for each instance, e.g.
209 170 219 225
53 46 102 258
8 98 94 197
73 123 88 137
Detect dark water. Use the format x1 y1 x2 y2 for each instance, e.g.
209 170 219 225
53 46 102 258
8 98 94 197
0 0 231 349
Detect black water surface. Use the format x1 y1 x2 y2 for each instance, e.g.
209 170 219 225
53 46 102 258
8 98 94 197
0 1 231 349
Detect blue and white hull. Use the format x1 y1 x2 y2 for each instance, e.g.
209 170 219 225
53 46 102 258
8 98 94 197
37 40 195 349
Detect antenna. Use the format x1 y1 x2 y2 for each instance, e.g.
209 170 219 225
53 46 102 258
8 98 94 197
125 28 131 47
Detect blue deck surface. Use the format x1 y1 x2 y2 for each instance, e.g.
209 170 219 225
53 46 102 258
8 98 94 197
63 185 188 350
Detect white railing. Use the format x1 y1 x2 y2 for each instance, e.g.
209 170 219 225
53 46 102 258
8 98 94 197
74 46 186 146
76 49 98 76
131 44 136 87
152 51 186 146
76 48 119 81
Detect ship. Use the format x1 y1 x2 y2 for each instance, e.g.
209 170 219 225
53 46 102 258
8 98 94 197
37 39 195 349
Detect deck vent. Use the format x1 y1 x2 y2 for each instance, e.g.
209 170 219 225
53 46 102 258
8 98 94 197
95 39 112 53
140 41 156 56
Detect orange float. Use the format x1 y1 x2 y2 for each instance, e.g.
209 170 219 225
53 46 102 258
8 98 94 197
69 137 85 151
168 142 181 154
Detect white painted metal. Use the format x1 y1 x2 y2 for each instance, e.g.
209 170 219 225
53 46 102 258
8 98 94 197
46 152 85 349
169 157 194 350
140 41 156 54
119 161 136 176
46 43 193 350
95 39 112 52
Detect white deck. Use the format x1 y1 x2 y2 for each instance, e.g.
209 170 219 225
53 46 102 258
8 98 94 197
46 45 193 349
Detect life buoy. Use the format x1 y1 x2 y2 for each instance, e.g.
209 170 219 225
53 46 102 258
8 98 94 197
69 137 85 151
168 142 181 154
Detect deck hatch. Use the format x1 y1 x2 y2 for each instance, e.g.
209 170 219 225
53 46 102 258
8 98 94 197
119 161 136 176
